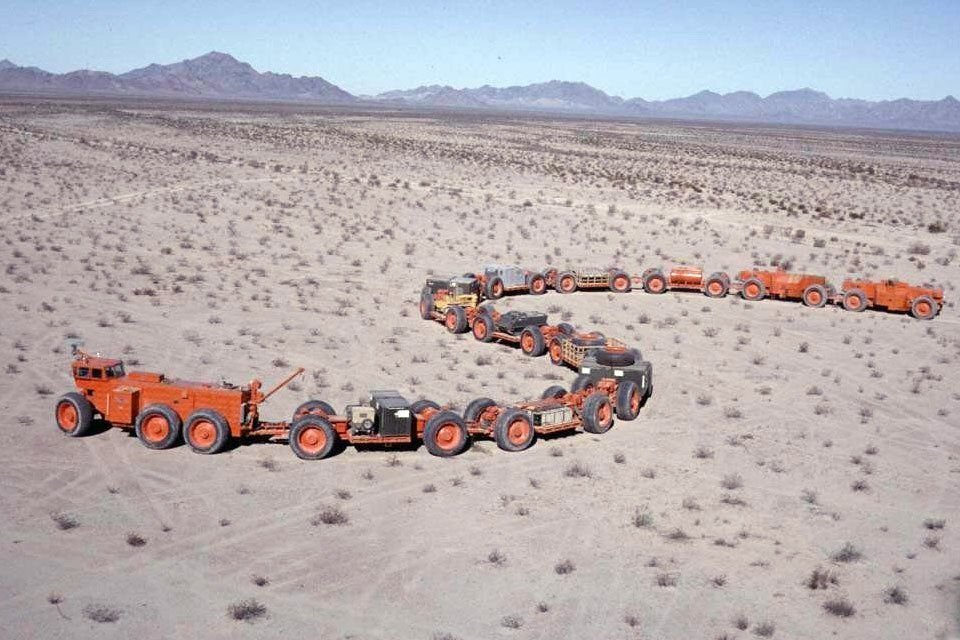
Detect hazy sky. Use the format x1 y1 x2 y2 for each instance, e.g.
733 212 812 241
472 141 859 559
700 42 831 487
2 0 958 100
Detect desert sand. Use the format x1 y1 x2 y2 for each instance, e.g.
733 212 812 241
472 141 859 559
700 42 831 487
0 97 958 639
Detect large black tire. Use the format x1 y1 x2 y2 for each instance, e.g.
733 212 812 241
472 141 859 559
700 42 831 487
556 322 575 336
464 397 497 423
419 292 434 320
444 305 468 333
643 270 667 294
581 393 614 434
289 415 337 460
556 271 577 294
614 380 642 421
183 409 231 455
134 403 182 450
802 284 828 308
410 399 441 416
595 348 635 367
741 277 766 301
911 295 937 320
494 408 536 452
293 399 336 421
570 374 595 392
528 273 547 295
55 391 94 437
704 273 729 298
571 332 605 347
520 326 547 357
486 276 505 300
548 337 565 366
472 313 496 342
423 411 468 457
609 270 632 293
541 385 567 399
842 288 867 312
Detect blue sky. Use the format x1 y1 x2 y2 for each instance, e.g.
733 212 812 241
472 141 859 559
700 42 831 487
2 0 958 100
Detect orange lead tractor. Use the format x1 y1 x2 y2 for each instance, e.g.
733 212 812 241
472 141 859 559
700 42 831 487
735 268 835 307
838 279 943 319
54 351 469 459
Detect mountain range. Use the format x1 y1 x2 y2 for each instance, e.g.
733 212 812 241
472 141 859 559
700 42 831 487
1 52 958 132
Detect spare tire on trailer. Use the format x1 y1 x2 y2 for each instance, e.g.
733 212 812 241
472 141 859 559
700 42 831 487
581 393 614 434
609 270 632 293
464 397 497 423
293 399 336 421
570 374 595 393
571 332 605 347
494 408 535 452
419 293 434 320
289 415 337 460
541 385 567 399
410 399 441 416
423 410 468 457
594 347 635 367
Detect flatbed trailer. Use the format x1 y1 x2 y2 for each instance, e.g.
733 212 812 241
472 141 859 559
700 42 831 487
460 378 643 451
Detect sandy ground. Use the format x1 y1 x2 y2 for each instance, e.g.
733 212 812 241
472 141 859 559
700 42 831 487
0 97 958 639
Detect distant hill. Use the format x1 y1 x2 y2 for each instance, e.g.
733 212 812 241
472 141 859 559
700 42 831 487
374 84 960 132
2 52 958 131
0 52 353 103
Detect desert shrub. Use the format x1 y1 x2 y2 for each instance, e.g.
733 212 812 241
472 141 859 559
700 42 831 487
831 542 863 563
311 506 349 526
823 598 856 617
84 604 121 623
554 559 575 575
228 598 267 622
806 567 838 590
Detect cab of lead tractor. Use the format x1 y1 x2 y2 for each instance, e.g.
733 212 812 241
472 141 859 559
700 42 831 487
343 390 413 437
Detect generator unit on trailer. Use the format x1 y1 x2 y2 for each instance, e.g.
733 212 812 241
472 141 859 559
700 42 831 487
477 264 548 298
291 391 469 459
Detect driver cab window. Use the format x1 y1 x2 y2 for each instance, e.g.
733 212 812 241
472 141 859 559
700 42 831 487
91 368 103 379
77 367 90 378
